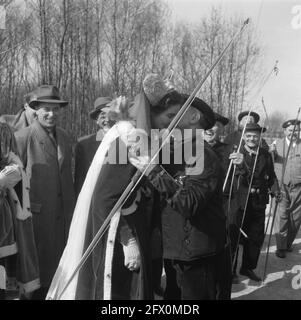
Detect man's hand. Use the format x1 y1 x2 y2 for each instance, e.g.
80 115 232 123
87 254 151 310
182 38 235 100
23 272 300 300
123 238 141 271
129 155 156 176
269 143 276 153
229 152 244 165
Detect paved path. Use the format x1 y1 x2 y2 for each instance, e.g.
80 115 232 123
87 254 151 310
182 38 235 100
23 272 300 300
231 211 301 300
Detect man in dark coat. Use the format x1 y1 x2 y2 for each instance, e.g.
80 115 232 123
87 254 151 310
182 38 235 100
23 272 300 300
130 89 227 300
204 112 233 299
14 85 76 299
74 97 112 196
204 112 232 172
228 123 277 282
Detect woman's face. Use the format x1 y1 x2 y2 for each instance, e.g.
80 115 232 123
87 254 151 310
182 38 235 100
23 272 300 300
150 104 182 130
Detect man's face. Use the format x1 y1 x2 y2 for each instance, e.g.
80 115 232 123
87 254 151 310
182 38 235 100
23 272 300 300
35 103 61 129
239 115 255 128
243 131 260 148
284 125 300 141
150 104 182 130
96 107 114 130
204 121 223 143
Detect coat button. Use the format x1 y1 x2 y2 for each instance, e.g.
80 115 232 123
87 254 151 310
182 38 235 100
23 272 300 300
57 193 62 198
185 239 191 245
27 208 31 211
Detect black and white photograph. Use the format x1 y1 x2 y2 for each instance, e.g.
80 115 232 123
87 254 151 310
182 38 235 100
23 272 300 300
0 0 301 305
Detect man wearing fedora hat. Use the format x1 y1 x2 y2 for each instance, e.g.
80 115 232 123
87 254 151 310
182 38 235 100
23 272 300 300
204 113 236 299
0 91 36 132
74 96 112 196
270 119 301 258
228 123 277 282
14 85 75 299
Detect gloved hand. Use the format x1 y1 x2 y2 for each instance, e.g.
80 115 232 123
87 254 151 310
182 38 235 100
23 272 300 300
123 238 141 272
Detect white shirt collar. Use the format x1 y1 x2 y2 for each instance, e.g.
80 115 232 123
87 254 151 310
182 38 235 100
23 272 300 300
286 137 297 148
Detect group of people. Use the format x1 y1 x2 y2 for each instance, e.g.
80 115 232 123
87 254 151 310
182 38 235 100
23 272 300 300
0 74 300 300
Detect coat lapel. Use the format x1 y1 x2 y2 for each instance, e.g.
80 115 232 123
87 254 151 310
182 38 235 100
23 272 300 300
56 128 66 170
31 120 58 160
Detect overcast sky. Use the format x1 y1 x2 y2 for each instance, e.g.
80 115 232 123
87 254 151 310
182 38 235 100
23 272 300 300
167 0 301 121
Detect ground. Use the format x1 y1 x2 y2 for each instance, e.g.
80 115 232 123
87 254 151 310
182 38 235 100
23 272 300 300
5 205 301 300
231 207 301 300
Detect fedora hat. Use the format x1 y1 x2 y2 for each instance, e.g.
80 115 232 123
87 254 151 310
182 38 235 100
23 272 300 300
215 112 229 126
244 123 266 133
89 97 112 120
181 94 215 130
28 85 68 109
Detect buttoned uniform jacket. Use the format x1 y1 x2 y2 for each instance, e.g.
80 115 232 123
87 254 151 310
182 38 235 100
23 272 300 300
14 120 76 288
211 140 233 175
74 133 102 197
147 141 226 261
234 146 277 210
0 108 33 132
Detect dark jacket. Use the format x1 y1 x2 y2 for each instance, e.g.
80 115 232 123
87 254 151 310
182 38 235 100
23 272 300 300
74 133 101 196
234 146 277 209
147 141 226 261
14 120 76 287
211 140 233 175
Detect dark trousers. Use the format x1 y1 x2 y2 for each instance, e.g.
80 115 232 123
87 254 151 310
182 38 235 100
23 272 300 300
230 201 266 271
275 184 301 250
216 242 232 300
163 259 181 300
152 258 163 293
166 257 217 300
31 287 49 300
